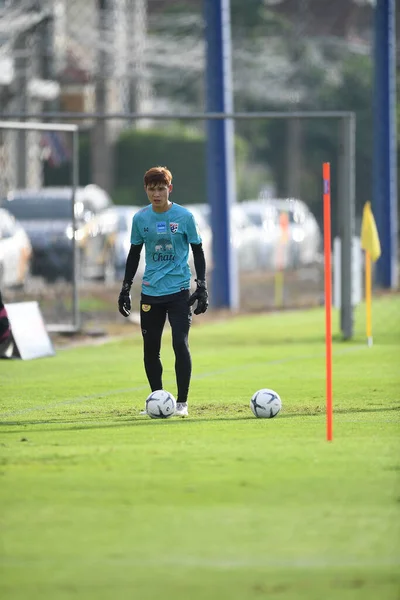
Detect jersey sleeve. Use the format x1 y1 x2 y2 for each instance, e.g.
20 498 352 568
186 212 202 245
130 214 144 245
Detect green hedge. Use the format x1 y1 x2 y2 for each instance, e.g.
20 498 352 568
114 126 207 206
44 125 253 205
43 133 91 188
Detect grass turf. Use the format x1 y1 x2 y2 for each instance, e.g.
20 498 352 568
0 295 399 600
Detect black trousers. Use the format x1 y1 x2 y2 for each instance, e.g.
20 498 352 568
140 290 192 403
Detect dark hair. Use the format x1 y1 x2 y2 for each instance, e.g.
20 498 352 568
144 166 172 187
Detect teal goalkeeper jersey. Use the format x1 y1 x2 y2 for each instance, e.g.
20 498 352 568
130 203 202 296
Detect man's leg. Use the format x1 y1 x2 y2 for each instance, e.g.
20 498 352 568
140 301 167 392
167 291 192 409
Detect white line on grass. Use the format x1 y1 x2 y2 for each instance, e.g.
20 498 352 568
127 556 400 570
0 346 365 418
1 555 399 570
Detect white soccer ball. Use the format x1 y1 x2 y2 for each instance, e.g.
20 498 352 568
250 388 282 419
145 390 176 419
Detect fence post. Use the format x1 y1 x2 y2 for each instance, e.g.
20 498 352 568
338 114 356 339
204 0 239 310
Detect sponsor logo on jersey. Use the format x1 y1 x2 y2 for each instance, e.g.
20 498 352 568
154 238 173 252
152 253 175 262
152 238 175 262
141 304 151 312
170 222 179 234
156 222 167 233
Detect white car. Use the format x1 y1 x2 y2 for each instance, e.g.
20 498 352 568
241 198 322 269
231 204 270 272
182 204 213 271
3 185 115 282
266 198 322 267
239 201 282 270
184 202 278 272
101 205 144 279
0 208 32 288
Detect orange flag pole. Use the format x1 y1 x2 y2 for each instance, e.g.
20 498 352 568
323 163 333 442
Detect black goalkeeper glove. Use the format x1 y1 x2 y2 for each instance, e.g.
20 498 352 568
188 280 209 315
118 282 131 317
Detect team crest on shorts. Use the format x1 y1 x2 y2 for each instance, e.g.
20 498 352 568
141 304 151 312
170 222 179 234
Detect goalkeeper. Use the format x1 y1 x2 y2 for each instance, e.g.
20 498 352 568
118 166 208 417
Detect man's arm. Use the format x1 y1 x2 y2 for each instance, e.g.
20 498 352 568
190 242 206 282
118 243 143 317
189 243 208 314
123 243 143 287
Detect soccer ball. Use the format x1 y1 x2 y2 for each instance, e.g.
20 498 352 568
145 390 176 419
250 388 282 419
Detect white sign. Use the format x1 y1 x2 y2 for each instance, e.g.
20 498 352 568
5 302 55 360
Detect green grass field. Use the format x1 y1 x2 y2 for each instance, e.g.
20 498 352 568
1 295 399 600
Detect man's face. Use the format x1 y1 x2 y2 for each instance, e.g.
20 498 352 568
145 183 173 212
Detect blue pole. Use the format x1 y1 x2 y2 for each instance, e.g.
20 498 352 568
204 0 238 309
373 0 398 288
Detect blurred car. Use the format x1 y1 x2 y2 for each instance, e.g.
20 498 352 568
1 185 114 282
184 202 277 272
0 208 32 289
265 198 322 267
237 201 281 270
76 205 125 283
182 203 213 271
236 203 283 272
241 198 322 269
96 205 144 281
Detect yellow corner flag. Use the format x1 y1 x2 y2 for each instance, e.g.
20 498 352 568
360 202 381 347
361 202 381 262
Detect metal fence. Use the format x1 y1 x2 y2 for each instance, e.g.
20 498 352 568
0 0 397 343
0 112 355 334
0 120 80 332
